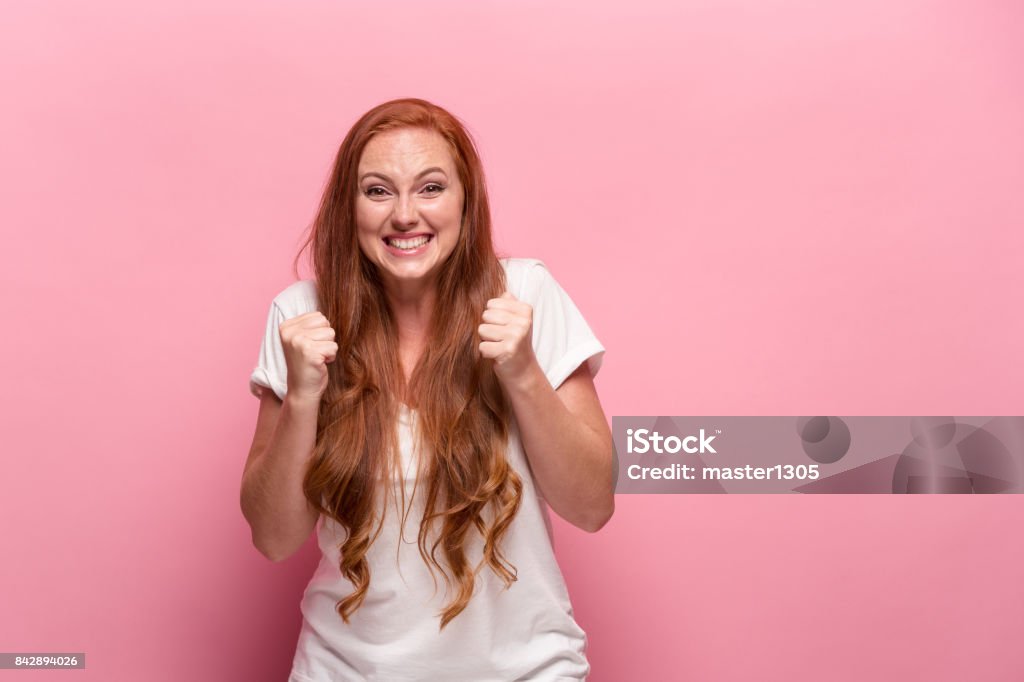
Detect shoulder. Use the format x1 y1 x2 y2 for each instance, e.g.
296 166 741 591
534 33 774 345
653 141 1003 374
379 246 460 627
271 279 320 318
499 257 553 302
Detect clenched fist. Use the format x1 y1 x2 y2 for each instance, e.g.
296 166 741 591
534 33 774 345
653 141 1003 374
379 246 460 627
280 311 338 400
478 291 538 383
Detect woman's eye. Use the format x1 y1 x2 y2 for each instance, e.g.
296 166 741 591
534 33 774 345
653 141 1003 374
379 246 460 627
364 184 444 197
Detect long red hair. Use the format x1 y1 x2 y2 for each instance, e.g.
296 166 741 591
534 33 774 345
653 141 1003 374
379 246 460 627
293 98 522 630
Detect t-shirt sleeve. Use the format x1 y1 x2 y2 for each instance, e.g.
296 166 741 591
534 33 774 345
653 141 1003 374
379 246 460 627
249 300 289 401
523 262 605 390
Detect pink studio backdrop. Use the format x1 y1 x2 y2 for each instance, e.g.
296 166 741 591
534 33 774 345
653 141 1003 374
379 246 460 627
2 1 1022 680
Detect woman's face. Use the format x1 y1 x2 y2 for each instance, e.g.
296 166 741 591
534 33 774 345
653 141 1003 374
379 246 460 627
355 127 464 294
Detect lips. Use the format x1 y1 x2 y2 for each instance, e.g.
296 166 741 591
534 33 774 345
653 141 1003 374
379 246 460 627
382 232 433 242
383 233 433 255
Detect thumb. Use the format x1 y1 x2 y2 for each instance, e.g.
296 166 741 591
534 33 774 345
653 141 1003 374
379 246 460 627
500 290 517 301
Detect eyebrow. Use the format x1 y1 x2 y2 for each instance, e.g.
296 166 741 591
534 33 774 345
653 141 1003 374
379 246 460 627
359 166 447 183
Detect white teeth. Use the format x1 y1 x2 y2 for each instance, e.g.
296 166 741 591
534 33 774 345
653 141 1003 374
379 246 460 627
386 235 430 250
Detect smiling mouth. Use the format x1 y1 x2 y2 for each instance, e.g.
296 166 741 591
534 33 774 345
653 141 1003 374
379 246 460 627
383 234 433 250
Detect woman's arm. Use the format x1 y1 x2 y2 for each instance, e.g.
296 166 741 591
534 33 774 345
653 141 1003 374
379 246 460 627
479 290 614 532
500 359 615 533
240 391 321 561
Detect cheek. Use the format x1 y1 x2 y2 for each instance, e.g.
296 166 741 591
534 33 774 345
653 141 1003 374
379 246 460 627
353 218 379 251
354 208 382 236
423 197 463 225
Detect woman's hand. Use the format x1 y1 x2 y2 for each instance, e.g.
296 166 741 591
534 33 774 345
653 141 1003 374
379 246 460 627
478 291 539 384
280 311 338 401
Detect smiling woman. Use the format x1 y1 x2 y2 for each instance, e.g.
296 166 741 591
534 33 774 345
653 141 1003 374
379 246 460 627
240 97 613 682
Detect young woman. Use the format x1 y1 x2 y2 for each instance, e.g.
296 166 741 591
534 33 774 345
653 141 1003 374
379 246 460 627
241 98 614 681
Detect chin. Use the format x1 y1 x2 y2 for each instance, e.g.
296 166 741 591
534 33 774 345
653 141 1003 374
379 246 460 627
383 260 437 279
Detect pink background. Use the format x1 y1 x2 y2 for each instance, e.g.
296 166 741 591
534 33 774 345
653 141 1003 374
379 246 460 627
2 1 1022 680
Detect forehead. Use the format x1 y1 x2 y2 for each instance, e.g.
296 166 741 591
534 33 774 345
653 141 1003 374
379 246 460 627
358 127 456 174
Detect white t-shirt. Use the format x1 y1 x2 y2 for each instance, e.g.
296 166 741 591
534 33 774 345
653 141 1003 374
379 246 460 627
249 257 605 682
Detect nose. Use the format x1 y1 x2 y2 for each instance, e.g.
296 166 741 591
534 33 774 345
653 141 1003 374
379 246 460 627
391 193 419 228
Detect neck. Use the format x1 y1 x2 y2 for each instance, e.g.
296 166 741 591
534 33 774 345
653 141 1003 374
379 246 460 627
382 276 437 341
